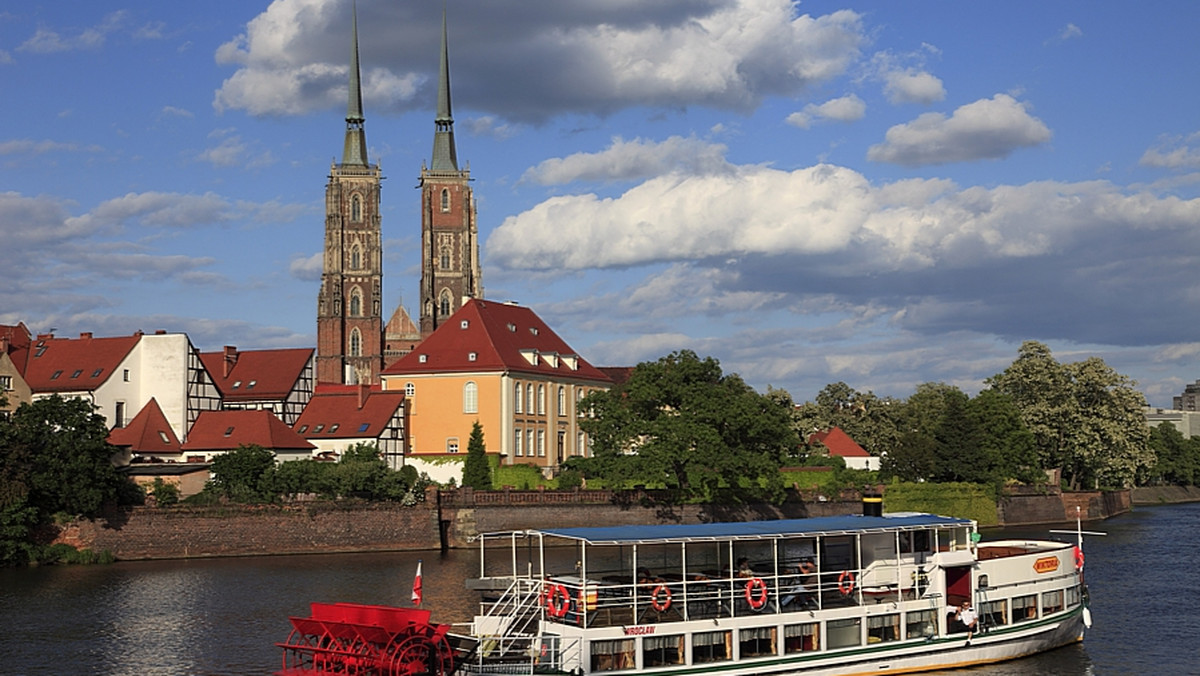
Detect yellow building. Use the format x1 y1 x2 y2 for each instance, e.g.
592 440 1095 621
381 299 612 481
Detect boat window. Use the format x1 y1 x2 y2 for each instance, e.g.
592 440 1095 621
1066 585 1082 608
692 630 731 663
738 627 776 658
1042 589 1064 614
1012 594 1038 623
867 614 900 644
904 609 937 640
642 634 683 667
590 639 635 672
783 622 819 653
979 600 1008 628
827 617 862 649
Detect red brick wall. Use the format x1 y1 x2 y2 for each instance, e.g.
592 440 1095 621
61 501 441 560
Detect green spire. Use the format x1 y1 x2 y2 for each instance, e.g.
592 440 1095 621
430 8 458 172
342 1 368 166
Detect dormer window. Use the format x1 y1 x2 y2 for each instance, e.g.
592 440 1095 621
314 424 325 433
507 323 516 332
419 354 428 363
246 380 257 389
460 320 469 329
232 381 242 389
299 425 309 433
529 327 539 335
329 424 339 433
224 427 235 436
468 352 477 361
91 368 104 378
358 422 370 433
158 431 171 444
71 369 83 378
50 370 62 380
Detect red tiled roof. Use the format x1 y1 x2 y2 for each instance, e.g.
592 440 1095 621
181 409 315 452
0 322 32 376
293 384 405 440
198 347 313 401
107 398 181 453
382 299 611 383
808 427 870 458
23 333 140 392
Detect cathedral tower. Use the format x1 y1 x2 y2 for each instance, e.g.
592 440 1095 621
419 10 482 336
317 6 384 384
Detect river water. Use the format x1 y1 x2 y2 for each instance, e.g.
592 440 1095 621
1 502 1196 675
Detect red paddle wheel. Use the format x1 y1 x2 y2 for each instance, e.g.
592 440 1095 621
276 602 458 676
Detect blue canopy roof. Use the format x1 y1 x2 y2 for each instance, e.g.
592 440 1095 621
525 513 972 546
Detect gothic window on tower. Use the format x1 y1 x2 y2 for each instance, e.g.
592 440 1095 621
349 329 362 356
351 245 361 270
351 194 362 222
350 288 362 317
439 291 451 318
440 247 451 270
440 188 450 212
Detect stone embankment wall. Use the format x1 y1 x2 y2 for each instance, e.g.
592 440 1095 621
59 487 1133 560
1131 485 1200 504
59 501 441 560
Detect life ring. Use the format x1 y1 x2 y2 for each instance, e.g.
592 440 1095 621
744 577 769 610
544 583 570 618
838 570 856 595
650 584 673 612
1073 546 1084 570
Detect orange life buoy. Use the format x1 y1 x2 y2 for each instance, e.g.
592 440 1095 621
650 584 672 612
838 570 856 595
744 577 769 610
1073 545 1084 570
544 583 570 618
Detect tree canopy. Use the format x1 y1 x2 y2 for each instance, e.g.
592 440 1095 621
461 421 493 490
573 350 800 502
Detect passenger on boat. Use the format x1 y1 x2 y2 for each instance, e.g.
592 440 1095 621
952 600 978 643
736 558 755 578
780 558 818 610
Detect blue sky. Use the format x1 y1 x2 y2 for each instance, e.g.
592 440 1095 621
4 0 1200 408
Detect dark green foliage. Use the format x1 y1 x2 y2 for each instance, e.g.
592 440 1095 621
150 478 180 506
272 459 335 499
0 395 137 566
556 468 584 490
207 444 277 502
576 350 800 503
1146 423 1200 486
462 421 493 490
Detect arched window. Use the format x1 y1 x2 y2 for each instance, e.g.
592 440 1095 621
349 329 361 356
405 382 415 397
514 382 523 413
350 288 362 317
351 194 362 222
514 428 523 456
526 385 534 413
350 245 361 270
440 291 451 318
440 188 450 212
537 385 546 415
557 386 566 416
439 247 451 270
463 381 478 413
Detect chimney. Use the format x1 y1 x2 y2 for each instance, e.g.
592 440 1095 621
357 382 370 409
79 332 92 339
223 346 238 378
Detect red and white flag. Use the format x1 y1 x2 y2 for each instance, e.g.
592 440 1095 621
411 560 423 606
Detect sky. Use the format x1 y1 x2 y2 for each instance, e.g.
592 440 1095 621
4 0 1200 408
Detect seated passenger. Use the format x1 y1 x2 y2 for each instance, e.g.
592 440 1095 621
736 557 755 578
780 558 817 609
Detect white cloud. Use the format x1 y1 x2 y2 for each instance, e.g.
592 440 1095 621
289 252 324 281
213 0 865 120
17 11 127 54
883 69 945 104
1054 23 1083 43
786 94 866 129
521 136 732 185
465 116 519 140
1140 132 1200 169
160 106 194 119
0 49 12 65
866 94 1051 166
0 139 102 156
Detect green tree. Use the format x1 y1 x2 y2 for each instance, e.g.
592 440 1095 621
577 350 799 502
207 444 276 502
880 431 937 482
966 389 1041 484
1147 423 1200 486
794 383 902 458
149 478 180 507
330 443 407 500
461 421 493 490
987 341 1153 489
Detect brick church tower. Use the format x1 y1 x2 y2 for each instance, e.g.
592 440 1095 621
419 11 482 336
316 8 384 384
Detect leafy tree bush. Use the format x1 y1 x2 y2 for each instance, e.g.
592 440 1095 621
462 422 492 490
207 444 276 503
150 478 180 507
